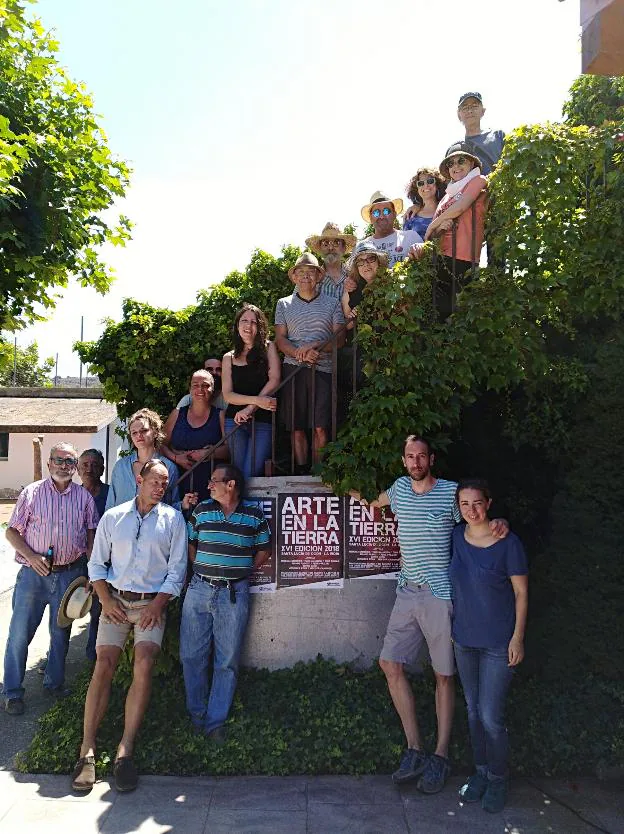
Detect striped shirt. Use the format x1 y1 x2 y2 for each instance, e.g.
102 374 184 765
188 498 271 581
386 477 460 599
320 267 348 299
275 291 345 373
9 477 99 566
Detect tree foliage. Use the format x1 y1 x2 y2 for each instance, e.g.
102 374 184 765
0 334 53 385
0 0 132 329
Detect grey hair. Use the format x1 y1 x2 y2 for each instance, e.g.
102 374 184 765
49 442 79 460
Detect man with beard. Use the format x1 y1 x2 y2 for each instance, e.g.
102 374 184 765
352 436 507 795
361 191 423 268
305 222 356 300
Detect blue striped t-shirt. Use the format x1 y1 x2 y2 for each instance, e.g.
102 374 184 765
386 477 460 599
274 291 344 373
188 498 271 581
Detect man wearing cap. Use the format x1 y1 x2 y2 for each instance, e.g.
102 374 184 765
71 459 187 793
2 442 98 715
305 222 356 300
361 191 423 268
454 92 505 177
275 252 345 472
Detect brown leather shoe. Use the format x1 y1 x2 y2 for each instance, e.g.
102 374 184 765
114 756 138 792
71 755 96 792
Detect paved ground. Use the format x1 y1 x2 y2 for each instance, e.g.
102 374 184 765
1 520 623 833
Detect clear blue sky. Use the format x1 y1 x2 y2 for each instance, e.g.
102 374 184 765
20 0 582 376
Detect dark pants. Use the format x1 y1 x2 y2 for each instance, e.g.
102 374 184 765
454 643 514 778
434 256 477 322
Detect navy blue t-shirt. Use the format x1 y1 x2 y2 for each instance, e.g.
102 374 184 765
449 526 528 649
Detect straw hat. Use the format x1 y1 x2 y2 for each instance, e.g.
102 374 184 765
305 222 357 256
57 575 93 628
360 191 404 224
439 142 482 179
287 252 323 280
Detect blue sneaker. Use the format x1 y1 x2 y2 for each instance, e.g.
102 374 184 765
392 748 428 784
417 753 451 794
458 771 488 802
482 777 508 813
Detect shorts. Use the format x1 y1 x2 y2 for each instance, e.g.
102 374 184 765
380 582 455 676
96 592 166 649
280 363 332 430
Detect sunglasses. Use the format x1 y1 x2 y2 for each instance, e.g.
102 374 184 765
417 176 436 187
371 206 393 219
449 156 469 166
319 238 343 247
50 456 78 467
356 255 378 267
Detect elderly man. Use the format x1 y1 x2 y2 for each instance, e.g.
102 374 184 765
3 443 98 715
71 459 187 793
180 464 270 741
361 191 423 268
305 222 356 300
275 252 345 472
453 92 505 176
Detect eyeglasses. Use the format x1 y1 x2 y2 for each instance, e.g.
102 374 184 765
356 255 378 267
50 456 77 467
371 207 393 219
417 177 436 187
449 156 468 166
208 477 229 485
319 238 343 247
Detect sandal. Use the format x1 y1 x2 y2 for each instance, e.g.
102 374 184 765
71 755 96 791
114 756 138 792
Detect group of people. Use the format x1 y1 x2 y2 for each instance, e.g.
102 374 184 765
0 91 526 814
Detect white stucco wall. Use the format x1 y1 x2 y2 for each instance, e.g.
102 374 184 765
0 420 123 495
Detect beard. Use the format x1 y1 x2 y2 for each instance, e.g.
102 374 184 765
323 252 342 267
408 466 429 482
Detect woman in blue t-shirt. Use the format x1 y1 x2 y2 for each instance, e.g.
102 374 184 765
449 479 528 815
403 167 447 237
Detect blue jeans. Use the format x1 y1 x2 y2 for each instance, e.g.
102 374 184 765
179 574 250 732
3 561 86 700
454 643 514 778
225 418 272 478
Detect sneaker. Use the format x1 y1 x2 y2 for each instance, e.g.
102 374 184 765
5 698 25 716
417 753 451 794
36 657 47 675
458 771 488 802
392 748 428 784
482 777 508 813
207 725 227 745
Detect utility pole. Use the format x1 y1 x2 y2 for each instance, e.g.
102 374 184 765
54 353 59 386
78 316 84 387
12 336 17 385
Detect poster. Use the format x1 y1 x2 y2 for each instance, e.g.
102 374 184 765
344 497 400 580
277 493 343 588
248 497 277 593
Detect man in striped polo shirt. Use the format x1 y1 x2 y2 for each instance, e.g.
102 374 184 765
3 442 98 715
275 251 345 474
359 436 507 794
179 463 270 741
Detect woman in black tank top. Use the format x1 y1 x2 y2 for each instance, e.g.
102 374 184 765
221 304 281 477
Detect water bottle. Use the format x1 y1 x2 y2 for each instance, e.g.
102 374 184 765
43 545 54 569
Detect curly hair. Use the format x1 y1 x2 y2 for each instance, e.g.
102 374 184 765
406 167 447 208
232 304 270 372
128 408 165 449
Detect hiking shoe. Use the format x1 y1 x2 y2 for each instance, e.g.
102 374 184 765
36 657 47 675
5 698 24 716
207 725 227 745
71 755 96 792
482 777 508 813
392 748 428 784
458 771 488 802
417 753 450 794
114 757 138 792
44 686 71 700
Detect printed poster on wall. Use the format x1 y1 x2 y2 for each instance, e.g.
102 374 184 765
344 497 401 580
248 497 277 593
277 493 344 588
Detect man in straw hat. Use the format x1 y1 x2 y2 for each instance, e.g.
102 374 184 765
2 442 98 716
275 252 345 473
71 459 187 793
361 191 423 268
305 221 356 300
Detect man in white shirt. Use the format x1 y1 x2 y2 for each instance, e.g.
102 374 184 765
361 191 422 267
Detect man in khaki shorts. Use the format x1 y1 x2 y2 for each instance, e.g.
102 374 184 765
71 459 187 794
355 436 507 794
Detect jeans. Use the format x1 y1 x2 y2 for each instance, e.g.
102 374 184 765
85 596 102 661
454 643 514 778
225 417 272 478
179 574 250 732
3 561 86 700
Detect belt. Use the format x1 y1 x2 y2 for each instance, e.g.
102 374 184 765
405 580 430 590
50 555 86 573
111 587 157 601
193 573 247 603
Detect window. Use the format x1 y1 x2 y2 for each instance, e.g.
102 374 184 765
0 433 8 460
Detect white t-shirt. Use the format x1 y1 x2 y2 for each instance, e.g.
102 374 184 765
176 392 225 411
363 229 423 267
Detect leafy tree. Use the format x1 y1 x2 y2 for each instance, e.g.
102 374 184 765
0 0 132 329
563 74 624 127
0 335 53 385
